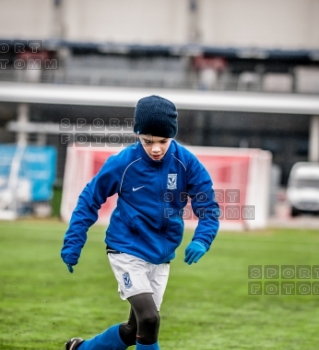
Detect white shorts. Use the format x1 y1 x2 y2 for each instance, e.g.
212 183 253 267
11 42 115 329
108 252 170 311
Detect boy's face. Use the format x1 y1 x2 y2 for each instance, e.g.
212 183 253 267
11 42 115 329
139 134 172 161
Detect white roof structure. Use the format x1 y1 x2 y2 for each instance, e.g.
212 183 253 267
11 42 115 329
0 81 319 115
0 81 318 162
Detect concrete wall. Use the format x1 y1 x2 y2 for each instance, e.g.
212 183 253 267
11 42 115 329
0 0 53 38
64 0 187 44
200 0 319 48
0 0 319 48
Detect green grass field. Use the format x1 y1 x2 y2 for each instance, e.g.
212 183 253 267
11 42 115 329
0 219 319 350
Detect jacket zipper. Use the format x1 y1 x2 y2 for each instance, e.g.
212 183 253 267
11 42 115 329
158 165 168 260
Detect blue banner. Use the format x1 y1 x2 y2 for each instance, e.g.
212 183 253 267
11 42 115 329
0 144 57 201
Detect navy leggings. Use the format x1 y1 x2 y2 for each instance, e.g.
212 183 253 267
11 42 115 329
119 293 160 346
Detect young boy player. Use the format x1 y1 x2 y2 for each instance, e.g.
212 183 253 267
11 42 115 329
61 95 220 350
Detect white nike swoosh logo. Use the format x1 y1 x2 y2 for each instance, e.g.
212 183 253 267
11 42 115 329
132 186 145 192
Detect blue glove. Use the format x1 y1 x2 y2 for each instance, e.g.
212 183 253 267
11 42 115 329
184 241 207 265
61 254 78 273
66 263 74 273
61 244 81 273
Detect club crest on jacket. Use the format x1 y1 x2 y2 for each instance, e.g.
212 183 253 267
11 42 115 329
167 174 177 190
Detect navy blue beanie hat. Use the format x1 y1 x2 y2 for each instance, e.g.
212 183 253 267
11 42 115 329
134 95 178 138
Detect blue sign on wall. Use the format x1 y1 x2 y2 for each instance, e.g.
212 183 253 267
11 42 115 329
0 144 57 202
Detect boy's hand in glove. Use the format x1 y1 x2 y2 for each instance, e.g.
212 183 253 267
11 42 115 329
61 253 78 273
66 263 74 273
184 241 207 265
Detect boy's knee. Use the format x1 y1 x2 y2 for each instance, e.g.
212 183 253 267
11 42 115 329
137 312 160 345
140 311 160 329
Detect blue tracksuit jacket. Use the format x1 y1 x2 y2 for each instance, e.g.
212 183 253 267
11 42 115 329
61 140 219 265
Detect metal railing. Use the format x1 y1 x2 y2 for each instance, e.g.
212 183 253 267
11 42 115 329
1 56 319 94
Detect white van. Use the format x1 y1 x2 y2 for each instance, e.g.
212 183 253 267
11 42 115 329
286 162 319 217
